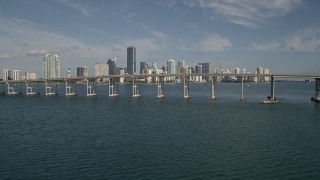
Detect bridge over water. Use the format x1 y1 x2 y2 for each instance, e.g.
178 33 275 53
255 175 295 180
1 73 320 103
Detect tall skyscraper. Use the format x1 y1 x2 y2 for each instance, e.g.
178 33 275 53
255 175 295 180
167 59 175 74
95 63 109 76
167 59 175 81
127 46 136 74
77 66 88 77
107 58 117 75
43 54 60 79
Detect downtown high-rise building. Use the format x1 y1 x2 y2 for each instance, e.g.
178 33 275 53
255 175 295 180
127 46 136 74
77 66 88 77
167 59 175 74
167 59 175 81
256 66 270 82
43 54 60 79
13 70 21 80
107 58 117 75
195 64 203 82
140 62 148 74
95 63 109 76
25 72 38 80
198 62 210 81
2 68 11 80
67 68 71 78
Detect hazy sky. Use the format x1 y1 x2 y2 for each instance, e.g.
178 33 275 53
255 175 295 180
0 0 320 77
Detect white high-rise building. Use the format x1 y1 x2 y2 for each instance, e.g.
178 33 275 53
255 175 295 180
256 66 270 82
167 59 175 81
2 69 11 80
95 63 109 76
43 54 60 79
13 70 21 80
264 68 270 82
119 69 125 83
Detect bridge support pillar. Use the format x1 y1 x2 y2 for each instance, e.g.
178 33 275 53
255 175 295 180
311 78 320 103
260 76 278 104
26 82 36 95
45 82 56 96
1 83 4 95
157 76 164 98
271 76 275 101
211 76 216 100
240 76 244 101
7 83 17 95
109 78 118 97
86 80 97 96
65 81 76 96
132 78 140 97
183 76 190 99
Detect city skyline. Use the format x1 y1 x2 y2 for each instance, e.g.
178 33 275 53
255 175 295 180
0 0 320 76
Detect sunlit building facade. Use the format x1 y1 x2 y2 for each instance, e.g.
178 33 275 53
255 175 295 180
43 54 60 79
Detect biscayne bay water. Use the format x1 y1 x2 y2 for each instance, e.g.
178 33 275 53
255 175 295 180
1 82 320 179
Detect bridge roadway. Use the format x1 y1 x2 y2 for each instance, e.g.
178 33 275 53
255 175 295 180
1 73 320 84
1 73 320 103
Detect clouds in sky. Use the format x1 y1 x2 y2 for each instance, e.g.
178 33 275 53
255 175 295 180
0 17 167 63
181 34 232 52
251 27 320 52
0 54 11 59
0 0 319 74
56 0 95 17
182 0 302 28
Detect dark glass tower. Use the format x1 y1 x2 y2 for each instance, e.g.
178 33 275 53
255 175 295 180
199 62 210 81
107 58 117 75
140 62 148 74
127 46 136 74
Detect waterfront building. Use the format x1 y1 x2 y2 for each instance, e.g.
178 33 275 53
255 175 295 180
198 63 210 81
2 68 11 80
161 65 166 72
13 70 21 80
178 60 185 69
117 67 126 75
95 63 109 76
195 64 203 82
140 62 148 74
67 68 71 78
127 46 136 74
77 66 88 77
167 59 175 74
177 60 188 74
107 58 117 75
43 54 60 79
167 59 175 81
119 69 125 83
264 68 270 82
256 66 270 82
25 72 38 80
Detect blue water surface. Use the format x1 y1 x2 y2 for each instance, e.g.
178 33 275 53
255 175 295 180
1 82 320 179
